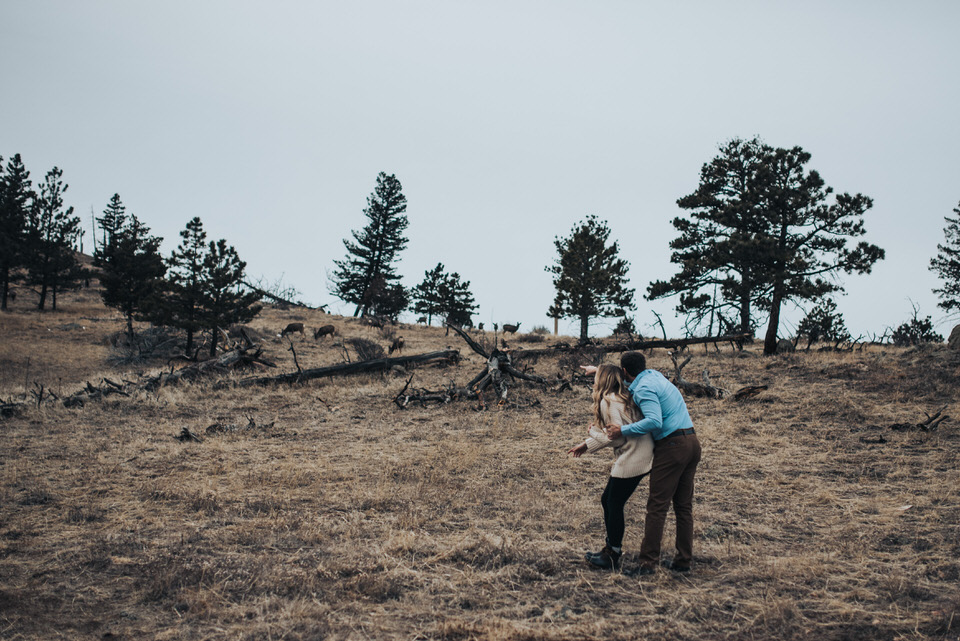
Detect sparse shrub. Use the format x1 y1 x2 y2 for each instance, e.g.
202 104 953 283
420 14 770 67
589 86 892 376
891 304 943 346
530 325 550 335
347 337 385 361
613 316 637 339
518 333 545 343
796 297 850 349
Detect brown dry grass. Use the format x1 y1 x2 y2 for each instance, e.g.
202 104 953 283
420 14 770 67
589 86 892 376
1 289 959 640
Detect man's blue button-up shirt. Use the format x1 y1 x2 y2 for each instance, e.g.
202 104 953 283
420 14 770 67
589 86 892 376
620 369 694 441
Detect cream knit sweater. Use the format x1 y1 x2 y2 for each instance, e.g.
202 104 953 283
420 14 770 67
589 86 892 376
584 394 654 479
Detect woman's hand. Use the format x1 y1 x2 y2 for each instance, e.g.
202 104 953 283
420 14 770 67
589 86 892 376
567 442 588 458
579 365 598 376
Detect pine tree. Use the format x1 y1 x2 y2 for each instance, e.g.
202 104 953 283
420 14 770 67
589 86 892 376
547 215 634 344
199 238 261 356
440 271 477 328
165 217 208 353
412 263 479 329
930 202 960 316
649 138 884 354
0 154 33 310
96 210 166 337
331 172 410 317
23 167 84 310
96 193 127 253
648 138 770 334
796 298 850 350
411 263 449 325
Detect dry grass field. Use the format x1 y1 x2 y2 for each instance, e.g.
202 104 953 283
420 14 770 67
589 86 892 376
1 287 959 641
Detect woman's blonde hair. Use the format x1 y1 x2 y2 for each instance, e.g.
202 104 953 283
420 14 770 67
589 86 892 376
592 364 631 428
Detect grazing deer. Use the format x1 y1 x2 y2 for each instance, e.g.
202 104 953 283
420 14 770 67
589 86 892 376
416 316 427 325
477 322 484 331
280 322 305 338
364 316 386 329
389 336 405 355
502 322 521 334
314 324 336 340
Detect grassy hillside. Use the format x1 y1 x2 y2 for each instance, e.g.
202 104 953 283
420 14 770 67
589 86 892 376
1 287 959 640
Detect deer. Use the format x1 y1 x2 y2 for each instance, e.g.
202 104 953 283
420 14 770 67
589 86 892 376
280 322 305 338
502 322 521 334
416 316 427 325
314 324 336 340
388 336 405 355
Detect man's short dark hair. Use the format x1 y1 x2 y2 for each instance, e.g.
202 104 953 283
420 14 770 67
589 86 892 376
621 351 646 377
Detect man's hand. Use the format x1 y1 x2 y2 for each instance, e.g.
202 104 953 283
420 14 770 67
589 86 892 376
567 442 588 458
605 424 622 439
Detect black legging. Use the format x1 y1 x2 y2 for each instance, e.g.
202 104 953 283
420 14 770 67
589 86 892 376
600 474 646 548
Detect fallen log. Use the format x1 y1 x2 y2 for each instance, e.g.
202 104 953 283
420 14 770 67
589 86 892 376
239 349 460 386
732 385 768 402
510 332 755 360
144 344 276 390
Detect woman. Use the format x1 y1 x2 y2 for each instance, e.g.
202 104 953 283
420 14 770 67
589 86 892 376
568 364 654 570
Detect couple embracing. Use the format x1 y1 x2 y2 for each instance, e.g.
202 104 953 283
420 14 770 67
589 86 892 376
569 352 702 575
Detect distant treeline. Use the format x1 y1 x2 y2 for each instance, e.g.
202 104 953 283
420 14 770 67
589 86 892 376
3 141 957 355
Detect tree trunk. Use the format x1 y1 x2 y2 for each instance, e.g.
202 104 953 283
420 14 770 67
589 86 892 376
210 326 219 357
739 288 751 334
763 281 784 355
185 329 195 353
1 269 8 311
38 282 48 310
579 314 589 344
126 312 134 340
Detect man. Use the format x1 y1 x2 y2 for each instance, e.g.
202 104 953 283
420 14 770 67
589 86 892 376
605 351 701 574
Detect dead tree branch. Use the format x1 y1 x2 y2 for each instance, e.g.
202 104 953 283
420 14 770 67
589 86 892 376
889 405 950 432
240 350 460 386
669 351 726 399
242 279 321 310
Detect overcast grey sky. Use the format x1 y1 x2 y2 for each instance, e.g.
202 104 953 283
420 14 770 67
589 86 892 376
3 1 958 339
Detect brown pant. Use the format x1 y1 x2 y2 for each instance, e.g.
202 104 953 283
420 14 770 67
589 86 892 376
637 432 702 568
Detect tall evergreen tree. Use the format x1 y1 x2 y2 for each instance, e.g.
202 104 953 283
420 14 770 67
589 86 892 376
648 138 770 334
547 215 634 344
930 201 960 317
24 167 84 310
440 270 477 328
411 263 478 327
756 145 883 354
649 138 884 354
411 263 449 325
0 154 33 310
165 217 208 353
96 193 127 253
331 172 410 317
95 210 166 337
199 238 261 356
